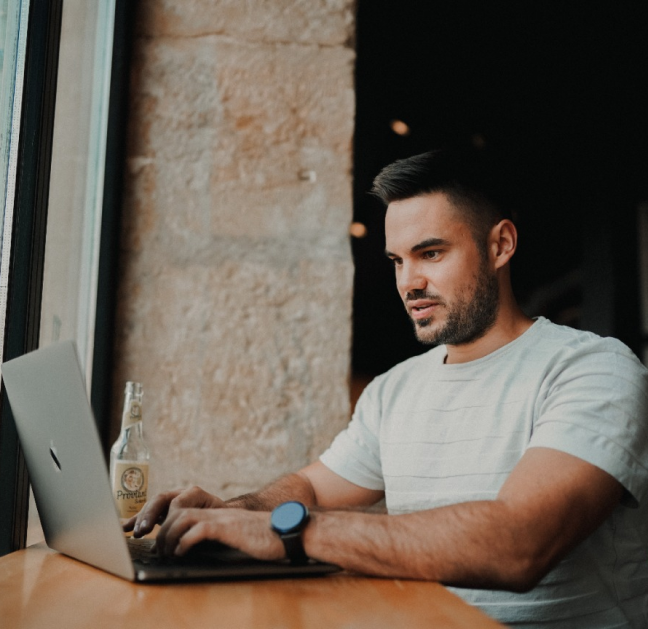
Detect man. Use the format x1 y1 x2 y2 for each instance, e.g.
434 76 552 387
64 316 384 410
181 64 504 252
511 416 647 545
129 150 648 628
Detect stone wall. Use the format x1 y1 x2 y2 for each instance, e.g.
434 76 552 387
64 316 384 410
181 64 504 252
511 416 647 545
112 0 356 498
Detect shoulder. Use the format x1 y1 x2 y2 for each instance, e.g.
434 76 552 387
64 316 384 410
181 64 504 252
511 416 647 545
528 317 644 370
527 322 648 505
529 318 648 413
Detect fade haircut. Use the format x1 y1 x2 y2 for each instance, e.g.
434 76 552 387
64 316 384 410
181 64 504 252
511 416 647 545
371 149 513 255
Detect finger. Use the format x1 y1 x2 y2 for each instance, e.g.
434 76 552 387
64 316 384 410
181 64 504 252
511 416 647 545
157 509 200 556
122 515 137 532
174 520 213 557
132 490 181 537
169 486 226 511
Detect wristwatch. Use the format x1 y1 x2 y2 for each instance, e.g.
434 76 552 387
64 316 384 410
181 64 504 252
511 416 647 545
270 501 310 565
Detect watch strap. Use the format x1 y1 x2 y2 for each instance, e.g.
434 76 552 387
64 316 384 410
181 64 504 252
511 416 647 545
280 531 309 565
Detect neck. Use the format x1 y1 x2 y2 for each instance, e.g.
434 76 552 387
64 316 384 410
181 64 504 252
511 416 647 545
444 297 533 365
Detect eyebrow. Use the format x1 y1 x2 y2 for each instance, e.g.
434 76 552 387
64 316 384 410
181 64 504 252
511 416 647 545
384 237 451 258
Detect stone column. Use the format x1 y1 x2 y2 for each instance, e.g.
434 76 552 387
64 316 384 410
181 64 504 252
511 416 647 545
113 0 356 497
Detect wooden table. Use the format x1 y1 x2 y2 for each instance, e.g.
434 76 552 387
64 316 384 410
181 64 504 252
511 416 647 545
0 544 504 629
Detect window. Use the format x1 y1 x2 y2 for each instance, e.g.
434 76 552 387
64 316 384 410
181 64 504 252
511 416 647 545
0 0 130 556
0 1 30 360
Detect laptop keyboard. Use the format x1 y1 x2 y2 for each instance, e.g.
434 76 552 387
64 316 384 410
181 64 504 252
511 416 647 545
127 536 253 566
127 537 160 564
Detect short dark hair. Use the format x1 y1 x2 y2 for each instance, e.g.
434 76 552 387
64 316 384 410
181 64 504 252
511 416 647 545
371 149 513 249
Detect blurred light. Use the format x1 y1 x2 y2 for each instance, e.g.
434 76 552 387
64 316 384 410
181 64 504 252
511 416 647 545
472 133 486 149
390 119 411 136
349 222 368 238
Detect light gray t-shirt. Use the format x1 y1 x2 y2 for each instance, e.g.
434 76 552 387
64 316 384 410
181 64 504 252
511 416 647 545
320 318 648 628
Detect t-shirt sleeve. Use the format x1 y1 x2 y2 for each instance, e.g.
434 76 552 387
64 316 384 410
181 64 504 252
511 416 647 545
528 339 648 506
319 377 385 491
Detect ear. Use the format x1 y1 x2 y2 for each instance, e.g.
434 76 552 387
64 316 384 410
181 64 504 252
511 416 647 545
489 219 517 270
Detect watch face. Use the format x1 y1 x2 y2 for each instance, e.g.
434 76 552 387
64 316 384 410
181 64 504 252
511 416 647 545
271 501 308 534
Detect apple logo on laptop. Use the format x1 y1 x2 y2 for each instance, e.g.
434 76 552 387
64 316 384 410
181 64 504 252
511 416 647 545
49 440 62 472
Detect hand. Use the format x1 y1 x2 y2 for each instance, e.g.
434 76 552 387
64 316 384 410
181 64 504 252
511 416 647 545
124 486 226 537
156 507 285 561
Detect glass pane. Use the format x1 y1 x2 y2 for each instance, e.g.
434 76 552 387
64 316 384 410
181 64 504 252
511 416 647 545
0 0 30 364
39 0 115 380
28 0 116 546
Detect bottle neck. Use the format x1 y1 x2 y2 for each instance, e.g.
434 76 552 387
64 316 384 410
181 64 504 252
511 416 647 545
120 394 143 432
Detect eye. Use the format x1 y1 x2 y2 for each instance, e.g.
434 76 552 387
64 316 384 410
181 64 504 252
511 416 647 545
421 250 440 260
388 257 402 267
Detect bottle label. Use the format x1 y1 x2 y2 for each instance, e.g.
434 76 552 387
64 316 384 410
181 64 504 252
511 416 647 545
121 399 142 430
111 460 149 519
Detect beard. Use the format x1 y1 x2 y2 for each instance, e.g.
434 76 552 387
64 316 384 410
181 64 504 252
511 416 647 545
407 266 500 346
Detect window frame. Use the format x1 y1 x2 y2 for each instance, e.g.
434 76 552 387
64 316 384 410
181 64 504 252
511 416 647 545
0 0 132 556
0 0 63 557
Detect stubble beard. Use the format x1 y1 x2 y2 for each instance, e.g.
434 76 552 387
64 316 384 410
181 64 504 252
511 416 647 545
410 267 500 347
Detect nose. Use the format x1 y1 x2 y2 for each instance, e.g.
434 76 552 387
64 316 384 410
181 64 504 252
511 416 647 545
397 261 427 296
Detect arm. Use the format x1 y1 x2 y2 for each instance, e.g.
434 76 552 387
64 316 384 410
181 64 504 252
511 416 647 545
157 447 623 592
305 447 623 590
226 461 384 510
128 460 383 536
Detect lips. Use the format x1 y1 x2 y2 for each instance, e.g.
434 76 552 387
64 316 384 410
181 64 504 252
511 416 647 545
407 300 440 320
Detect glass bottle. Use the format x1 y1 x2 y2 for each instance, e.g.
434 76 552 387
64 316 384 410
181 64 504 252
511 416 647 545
110 381 150 524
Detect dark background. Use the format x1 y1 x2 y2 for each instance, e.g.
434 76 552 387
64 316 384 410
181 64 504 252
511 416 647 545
351 1 648 376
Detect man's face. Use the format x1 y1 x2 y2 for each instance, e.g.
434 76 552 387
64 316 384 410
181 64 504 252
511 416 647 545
384 192 499 346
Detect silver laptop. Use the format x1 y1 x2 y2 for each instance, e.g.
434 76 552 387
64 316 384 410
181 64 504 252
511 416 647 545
1 340 339 581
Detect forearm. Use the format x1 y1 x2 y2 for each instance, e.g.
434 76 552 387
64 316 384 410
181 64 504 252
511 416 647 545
303 501 551 591
221 480 547 588
225 472 317 511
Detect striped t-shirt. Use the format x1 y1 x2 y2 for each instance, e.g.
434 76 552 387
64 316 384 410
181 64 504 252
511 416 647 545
320 317 648 628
